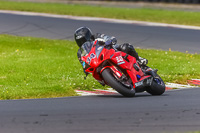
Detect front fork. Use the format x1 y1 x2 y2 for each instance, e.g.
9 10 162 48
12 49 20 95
100 65 123 79
101 65 133 89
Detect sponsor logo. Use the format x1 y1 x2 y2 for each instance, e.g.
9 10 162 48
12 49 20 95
146 77 152 86
135 81 143 87
76 35 82 39
117 61 125 65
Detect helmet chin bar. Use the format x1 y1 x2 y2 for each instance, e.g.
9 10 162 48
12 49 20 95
74 27 93 47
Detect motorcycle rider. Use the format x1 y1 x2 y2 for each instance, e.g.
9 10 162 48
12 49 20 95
74 26 148 73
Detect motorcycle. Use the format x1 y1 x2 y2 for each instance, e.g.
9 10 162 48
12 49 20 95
81 40 165 97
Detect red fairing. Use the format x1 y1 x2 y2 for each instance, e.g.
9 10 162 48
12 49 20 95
81 41 149 89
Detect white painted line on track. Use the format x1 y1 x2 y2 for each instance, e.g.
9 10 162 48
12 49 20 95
76 80 200 96
75 88 118 96
1 10 200 30
166 82 196 89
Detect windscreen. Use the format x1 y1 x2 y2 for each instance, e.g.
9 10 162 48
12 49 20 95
80 41 93 56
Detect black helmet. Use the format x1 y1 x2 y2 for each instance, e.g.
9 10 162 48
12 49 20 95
74 27 93 47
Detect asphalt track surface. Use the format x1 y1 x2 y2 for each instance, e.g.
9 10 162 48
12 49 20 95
0 89 200 133
0 12 200 133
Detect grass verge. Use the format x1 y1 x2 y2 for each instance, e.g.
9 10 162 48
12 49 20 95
1 0 200 26
0 35 200 100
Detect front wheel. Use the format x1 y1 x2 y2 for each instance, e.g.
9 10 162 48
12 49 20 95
101 68 135 97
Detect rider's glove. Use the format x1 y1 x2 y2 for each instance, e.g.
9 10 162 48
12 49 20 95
104 36 117 46
96 38 113 46
110 36 117 45
96 38 105 45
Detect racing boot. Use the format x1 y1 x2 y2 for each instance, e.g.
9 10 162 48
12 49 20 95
143 67 159 78
137 56 148 68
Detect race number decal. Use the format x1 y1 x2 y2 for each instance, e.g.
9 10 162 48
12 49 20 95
116 56 125 65
87 53 96 64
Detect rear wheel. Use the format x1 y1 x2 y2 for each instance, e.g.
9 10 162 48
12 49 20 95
102 68 135 97
146 75 165 95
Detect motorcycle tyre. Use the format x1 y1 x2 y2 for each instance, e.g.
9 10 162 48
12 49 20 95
102 68 135 97
146 75 165 95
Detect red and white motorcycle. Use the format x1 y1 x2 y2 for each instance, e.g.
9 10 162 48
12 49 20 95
81 40 165 97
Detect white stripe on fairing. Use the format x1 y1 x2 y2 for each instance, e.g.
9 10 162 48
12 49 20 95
1 10 200 30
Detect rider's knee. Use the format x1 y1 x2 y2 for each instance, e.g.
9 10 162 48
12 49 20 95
120 43 135 53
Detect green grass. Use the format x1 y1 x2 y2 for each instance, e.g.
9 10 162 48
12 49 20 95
0 35 104 100
0 35 200 100
1 0 200 26
136 49 200 84
0 1 200 100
